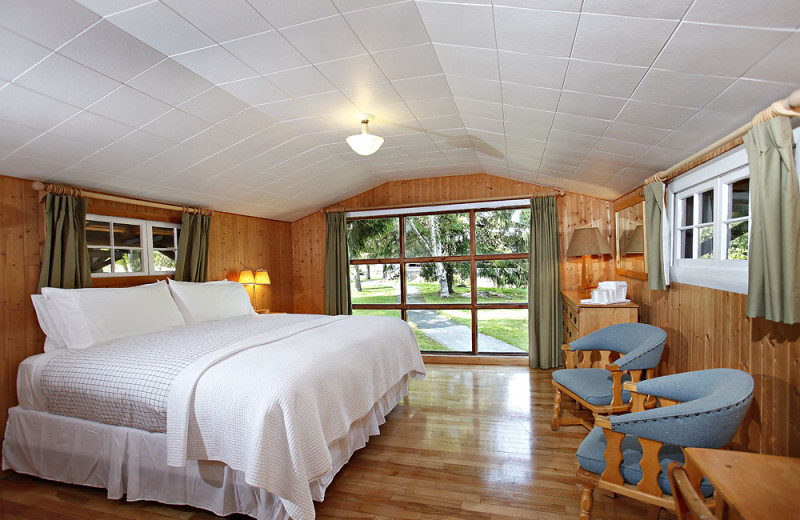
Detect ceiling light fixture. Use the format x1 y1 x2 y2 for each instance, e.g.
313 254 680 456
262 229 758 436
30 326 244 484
346 114 384 156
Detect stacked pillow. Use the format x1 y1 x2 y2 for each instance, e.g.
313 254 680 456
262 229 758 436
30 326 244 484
32 279 256 351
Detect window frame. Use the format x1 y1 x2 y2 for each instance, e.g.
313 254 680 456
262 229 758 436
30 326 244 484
87 214 181 277
347 201 531 356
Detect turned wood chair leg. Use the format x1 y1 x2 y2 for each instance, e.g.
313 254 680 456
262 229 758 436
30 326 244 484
552 387 563 430
579 483 595 520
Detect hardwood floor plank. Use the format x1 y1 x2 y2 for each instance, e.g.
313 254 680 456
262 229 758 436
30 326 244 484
0 365 677 519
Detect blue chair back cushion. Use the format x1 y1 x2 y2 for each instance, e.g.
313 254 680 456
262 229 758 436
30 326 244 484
552 368 631 406
576 427 714 497
569 323 667 372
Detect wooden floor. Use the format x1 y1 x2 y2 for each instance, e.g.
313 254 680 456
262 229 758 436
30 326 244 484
0 365 673 519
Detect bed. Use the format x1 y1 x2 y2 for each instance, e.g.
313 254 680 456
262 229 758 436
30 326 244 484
2 280 425 520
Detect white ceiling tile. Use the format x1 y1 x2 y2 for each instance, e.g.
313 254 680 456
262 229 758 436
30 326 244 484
563 60 647 98
222 31 308 75
417 114 464 132
433 44 499 81
316 55 389 90
16 132 96 165
498 51 569 90
582 0 692 20
494 0 582 11
58 20 165 83
0 27 51 82
551 113 611 137
0 0 100 51
178 87 250 124
172 46 256 85
267 66 337 97
503 105 554 127
283 117 335 135
49 111 134 148
258 91 356 120
416 2 495 49
127 59 212 107
706 79 796 115
372 44 443 81
16 53 121 109
494 7 579 57
89 85 171 127
657 129 716 154
501 83 560 112
407 97 460 119
604 121 670 146
180 125 242 154
344 1 429 52
616 100 697 130
216 108 278 138
280 16 367 63
557 91 626 120
503 120 550 141
447 76 502 104
676 110 746 140
391 74 453 102
454 98 504 120
593 137 651 158
344 84 405 114
744 32 800 85
632 69 734 109
0 118 44 151
74 0 153 17
654 23 788 78
218 77 289 105
163 0 272 43
583 150 634 169
79 130 177 174
572 14 677 67
106 2 215 56
248 0 338 29
140 109 210 142
0 84 80 131
685 0 800 29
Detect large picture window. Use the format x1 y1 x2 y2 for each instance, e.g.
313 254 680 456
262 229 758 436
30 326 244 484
87 214 180 276
348 202 530 355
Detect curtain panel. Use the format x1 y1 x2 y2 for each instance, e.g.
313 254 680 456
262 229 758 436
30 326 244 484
644 182 667 291
528 196 563 369
744 117 800 324
174 212 211 283
38 193 92 291
324 212 352 316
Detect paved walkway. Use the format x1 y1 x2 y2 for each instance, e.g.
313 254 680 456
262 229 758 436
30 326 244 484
407 285 524 354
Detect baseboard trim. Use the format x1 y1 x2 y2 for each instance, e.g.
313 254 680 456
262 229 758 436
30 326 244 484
422 355 529 366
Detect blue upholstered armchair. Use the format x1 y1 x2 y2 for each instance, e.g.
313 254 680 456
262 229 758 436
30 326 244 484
574 368 754 520
551 323 667 430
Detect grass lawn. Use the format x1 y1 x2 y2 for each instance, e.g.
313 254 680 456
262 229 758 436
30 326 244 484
410 282 527 304
440 308 529 353
350 278 399 305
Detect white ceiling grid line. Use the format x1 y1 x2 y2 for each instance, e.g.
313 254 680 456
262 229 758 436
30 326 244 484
0 0 797 221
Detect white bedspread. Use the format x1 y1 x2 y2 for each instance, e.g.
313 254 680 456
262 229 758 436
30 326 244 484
166 314 426 520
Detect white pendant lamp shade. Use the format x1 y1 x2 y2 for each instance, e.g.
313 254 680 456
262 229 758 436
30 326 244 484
346 115 384 156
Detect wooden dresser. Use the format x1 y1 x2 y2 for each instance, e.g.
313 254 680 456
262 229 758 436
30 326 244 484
561 290 639 343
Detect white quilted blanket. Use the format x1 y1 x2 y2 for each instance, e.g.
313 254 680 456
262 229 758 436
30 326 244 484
167 314 425 520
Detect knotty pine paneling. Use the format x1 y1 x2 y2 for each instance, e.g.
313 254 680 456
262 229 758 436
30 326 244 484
291 173 615 314
615 187 800 457
0 174 293 445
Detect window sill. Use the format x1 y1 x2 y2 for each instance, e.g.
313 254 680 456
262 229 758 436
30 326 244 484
670 263 747 294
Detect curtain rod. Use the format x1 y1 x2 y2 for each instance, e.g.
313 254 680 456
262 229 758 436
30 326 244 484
31 181 213 216
645 88 800 186
323 190 565 214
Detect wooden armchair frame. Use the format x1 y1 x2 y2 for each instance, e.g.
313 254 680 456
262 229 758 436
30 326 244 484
552 346 656 430
577 382 711 519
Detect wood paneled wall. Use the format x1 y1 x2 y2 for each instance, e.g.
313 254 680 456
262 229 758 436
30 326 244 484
0 174 293 444
615 187 800 457
291 173 616 314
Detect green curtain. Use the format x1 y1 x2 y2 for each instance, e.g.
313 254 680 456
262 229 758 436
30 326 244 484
744 117 800 324
174 212 210 282
644 182 667 291
528 196 563 369
324 212 352 316
37 193 92 291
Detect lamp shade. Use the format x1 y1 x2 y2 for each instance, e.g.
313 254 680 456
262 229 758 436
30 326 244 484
624 225 645 254
254 268 271 285
238 268 255 285
566 227 612 257
346 118 384 156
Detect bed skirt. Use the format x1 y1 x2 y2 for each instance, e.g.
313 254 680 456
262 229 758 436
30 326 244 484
2 375 409 519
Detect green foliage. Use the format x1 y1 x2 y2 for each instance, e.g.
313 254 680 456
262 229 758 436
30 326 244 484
475 208 530 254
347 218 399 260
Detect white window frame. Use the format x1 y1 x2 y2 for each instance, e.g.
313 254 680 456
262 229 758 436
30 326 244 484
87 214 180 277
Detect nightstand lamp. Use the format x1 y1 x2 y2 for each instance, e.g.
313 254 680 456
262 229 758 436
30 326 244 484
566 227 611 297
238 267 271 313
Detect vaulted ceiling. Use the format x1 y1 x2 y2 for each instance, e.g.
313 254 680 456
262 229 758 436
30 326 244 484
1 0 798 221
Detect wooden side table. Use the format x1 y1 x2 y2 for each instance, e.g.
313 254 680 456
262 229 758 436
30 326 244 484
561 290 638 343
685 448 799 520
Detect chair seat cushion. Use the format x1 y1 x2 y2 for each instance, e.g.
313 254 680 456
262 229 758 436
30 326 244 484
552 368 631 406
576 427 714 497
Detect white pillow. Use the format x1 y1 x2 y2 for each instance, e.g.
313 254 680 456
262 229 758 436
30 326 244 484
31 294 68 352
41 281 186 350
167 279 255 324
